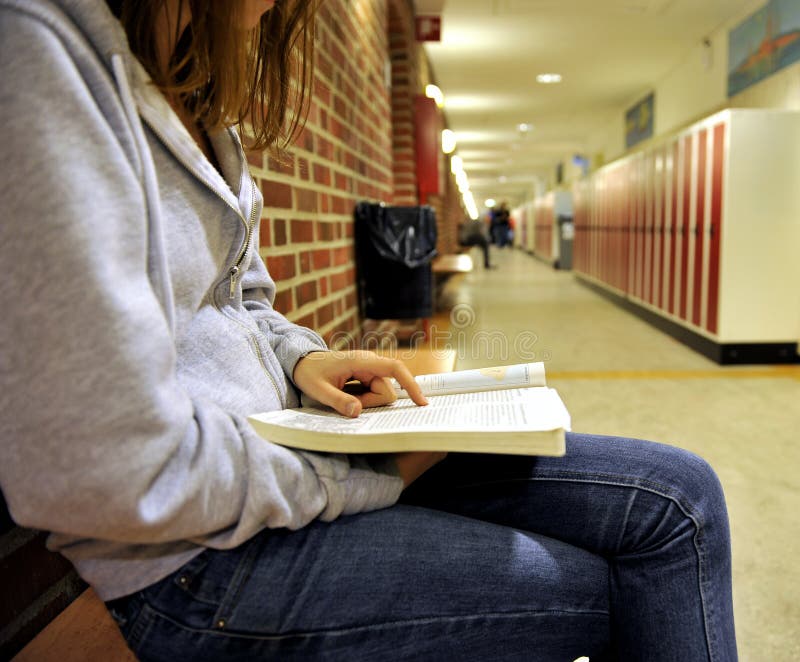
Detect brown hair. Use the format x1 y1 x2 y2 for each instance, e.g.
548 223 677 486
115 0 317 152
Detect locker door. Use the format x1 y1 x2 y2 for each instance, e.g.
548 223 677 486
692 128 708 327
679 134 692 320
625 161 635 294
667 140 679 315
707 121 726 335
617 169 624 289
644 152 654 304
634 155 646 299
655 146 667 311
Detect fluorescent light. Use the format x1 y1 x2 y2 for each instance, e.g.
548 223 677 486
536 73 562 84
463 191 478 219
425 84 444 107
450 155 463 175
441 129 457 154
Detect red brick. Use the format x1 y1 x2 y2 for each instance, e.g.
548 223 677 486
312 249 331 270
259 220 271 247
313 164 331 186
316 222 336 241
317 136 334 160
314 79 331 106
299 250 312 274
298 158 310 181
332 246 352 266
246 150 263 170
316 302 335 327
296 188 318 212
262 180 292 208
273 288 293 314
291 219 314 243
330 270 353 292
294 313 315 330
273 219 287 246
295 280 318 307
266 254 295 281
268 155 294 176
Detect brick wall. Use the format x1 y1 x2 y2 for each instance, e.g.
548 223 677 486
388 0 421 206
248 0 467 345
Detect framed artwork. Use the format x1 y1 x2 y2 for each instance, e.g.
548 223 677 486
728 0 800 97
625 92 654 149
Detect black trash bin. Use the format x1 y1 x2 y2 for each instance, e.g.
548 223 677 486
354 202 438 320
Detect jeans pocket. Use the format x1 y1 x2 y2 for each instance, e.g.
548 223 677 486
170 549 222 606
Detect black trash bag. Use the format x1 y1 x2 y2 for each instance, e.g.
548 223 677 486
354 202 438 320
355 202 438 267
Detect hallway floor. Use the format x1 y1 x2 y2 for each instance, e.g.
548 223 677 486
444 246 800 660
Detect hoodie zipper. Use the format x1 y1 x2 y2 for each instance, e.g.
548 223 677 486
142 117 255 298
228 184 258 298
140 117 284 405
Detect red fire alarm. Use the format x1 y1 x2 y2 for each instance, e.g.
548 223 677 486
415 15 441 42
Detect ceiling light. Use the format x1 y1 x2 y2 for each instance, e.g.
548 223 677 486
536 73 562 84
498 175 508 183
485 198 496 208
425 84 444 107
441 129 457 154
450 155 463 175
518 123 531 132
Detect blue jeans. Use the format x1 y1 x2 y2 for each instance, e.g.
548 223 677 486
109 433 737 661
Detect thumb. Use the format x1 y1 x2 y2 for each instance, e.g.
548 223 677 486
314 381 363 418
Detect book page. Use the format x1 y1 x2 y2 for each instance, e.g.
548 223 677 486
254 387 569 437
392 362 546 398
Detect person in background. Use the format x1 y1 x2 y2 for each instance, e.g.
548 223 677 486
490 200 512 247
0 0 738 660
458 216 495 268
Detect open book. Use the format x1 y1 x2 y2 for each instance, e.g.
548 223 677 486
247 362 569 456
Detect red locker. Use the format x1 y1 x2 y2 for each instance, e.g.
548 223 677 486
707 122 725 334
692 128 707 327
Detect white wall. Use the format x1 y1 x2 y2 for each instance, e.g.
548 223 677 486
576 0 800 177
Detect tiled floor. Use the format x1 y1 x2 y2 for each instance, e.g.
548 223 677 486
447 246 800 660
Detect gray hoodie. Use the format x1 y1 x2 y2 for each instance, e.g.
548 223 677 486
0 0 403 600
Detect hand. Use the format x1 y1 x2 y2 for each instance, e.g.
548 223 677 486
394 451 448 487
292 350 428 418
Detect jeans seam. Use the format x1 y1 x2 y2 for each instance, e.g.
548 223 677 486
213 533 267 626
137 603 610 642
124 597 157 655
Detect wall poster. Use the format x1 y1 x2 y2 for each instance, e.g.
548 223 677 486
728 0 800 97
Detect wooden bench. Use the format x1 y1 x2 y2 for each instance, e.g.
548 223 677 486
432 253 474 279
12 588 135 662
432 253 473 302
8 351 456 662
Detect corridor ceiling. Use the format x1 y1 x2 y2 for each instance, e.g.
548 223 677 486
416 0 756 209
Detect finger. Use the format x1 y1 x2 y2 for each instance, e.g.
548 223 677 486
311 380 363 418
357 376 397 409
351 358 428 406
389 362 427 406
